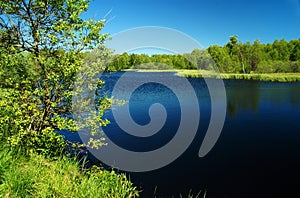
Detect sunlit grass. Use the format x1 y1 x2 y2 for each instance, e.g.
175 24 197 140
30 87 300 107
124 68 179 72
122 69 300 82
177 70 300 82
0 147 139 198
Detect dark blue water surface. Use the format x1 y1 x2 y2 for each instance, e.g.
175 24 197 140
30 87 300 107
70 72 300 197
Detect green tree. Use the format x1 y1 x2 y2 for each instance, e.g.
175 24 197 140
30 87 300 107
250 40 263 72
289 39 300 61
108 52 131 71
183 49 214 70
272 39 290 61
0 0 110 155
226 35 238 55
208 45 232 72
229 36 251 73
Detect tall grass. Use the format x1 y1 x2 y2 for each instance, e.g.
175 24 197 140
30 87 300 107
0 147 139 197
177 70 300 82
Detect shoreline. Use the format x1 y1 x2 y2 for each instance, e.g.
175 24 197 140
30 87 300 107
177 70 300 82
120 69 300 82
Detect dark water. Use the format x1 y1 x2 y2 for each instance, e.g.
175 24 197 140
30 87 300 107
68 72 300 197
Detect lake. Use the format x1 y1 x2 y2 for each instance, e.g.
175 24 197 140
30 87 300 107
66 72 300 197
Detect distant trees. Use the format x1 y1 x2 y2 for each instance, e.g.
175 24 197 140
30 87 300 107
105 36 300 73
184 49 215 70
208 36 300 73
106 52 196 71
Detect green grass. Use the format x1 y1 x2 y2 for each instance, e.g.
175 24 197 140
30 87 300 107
123 68 180 72
122 69 300 82
0 147 139 198
177 70 300 82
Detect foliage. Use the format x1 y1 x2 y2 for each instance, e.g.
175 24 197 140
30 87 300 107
0 88 67 157
0 147 139 197
208 36 300 73
106 52 196 71
0 1 139 197
0 0 110 155
73 47 114 149
105 37 300 74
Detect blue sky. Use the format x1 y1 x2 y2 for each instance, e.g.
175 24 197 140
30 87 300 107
82 0 300 48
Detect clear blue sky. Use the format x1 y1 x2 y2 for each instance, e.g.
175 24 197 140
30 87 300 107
82 0 300 48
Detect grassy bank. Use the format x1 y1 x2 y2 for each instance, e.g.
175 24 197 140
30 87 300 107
123 68 179 72
176 70 300 82
122 69 300 82
0 87 139 197
0 147 139 198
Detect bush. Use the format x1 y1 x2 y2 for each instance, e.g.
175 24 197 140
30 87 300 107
0 88 67 157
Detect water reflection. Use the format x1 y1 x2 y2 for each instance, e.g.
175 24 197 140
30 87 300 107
225 80 300 117
226 80 260 117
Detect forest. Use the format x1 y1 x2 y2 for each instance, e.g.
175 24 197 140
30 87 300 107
107 36 300 74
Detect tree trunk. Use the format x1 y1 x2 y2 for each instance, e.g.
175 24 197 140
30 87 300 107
239 51 246 74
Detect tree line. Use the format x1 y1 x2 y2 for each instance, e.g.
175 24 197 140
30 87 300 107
105 49 213 71
208 36 300 73
106 36 300 73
